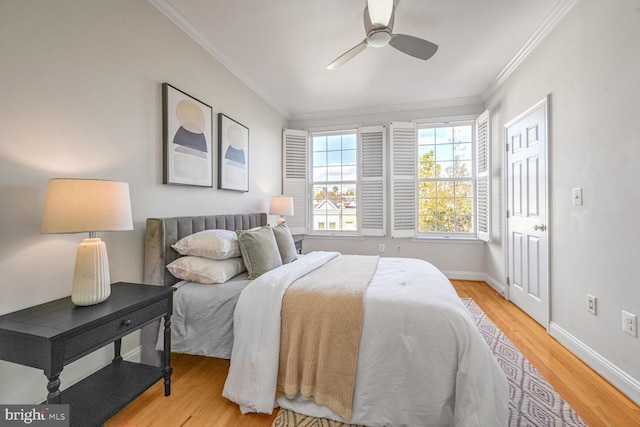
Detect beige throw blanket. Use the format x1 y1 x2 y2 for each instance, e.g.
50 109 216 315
277 255 379 421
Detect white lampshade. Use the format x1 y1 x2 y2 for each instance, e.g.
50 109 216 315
41 179 133 234
41 179 133 306
269 196 294 224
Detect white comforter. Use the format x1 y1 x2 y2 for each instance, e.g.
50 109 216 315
223 251 509 427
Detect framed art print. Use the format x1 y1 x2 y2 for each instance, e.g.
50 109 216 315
162 83 213 187
218 113 249 192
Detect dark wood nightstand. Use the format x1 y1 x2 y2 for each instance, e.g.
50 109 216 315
0 282 175 427
293 234 303 254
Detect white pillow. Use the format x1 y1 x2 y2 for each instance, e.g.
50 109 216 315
172 229 240 260
166 256 246 284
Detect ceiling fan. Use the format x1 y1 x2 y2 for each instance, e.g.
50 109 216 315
327 0 438 70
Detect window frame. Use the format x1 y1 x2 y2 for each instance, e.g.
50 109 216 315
285 112 488 241
308 129 360 236
415 120 477 239
388 113 489 241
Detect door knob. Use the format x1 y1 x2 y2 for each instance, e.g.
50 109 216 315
533 224 547 231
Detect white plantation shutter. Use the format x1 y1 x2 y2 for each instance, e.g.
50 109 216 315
476 110 490 242
282 129 308 234
358 126 386 236
390 122 417 238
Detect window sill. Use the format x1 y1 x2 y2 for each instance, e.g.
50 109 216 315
304 233 364 241
301 234 485 244
410 236 486 244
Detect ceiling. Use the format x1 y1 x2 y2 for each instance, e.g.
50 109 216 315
151 0 573 120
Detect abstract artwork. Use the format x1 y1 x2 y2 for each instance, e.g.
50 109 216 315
162 83 213 187
218 113 249 192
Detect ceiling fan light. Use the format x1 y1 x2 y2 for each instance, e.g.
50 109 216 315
367 30 391 47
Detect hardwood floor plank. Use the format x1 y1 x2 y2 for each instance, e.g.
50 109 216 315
454 280 640 427
106 280 640 426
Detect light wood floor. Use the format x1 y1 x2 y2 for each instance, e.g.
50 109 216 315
106 280 640 427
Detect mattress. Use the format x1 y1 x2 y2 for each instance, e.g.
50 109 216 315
156 273 251 358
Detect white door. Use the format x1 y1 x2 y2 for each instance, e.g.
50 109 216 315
505 97 549 327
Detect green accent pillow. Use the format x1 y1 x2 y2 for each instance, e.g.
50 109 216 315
236 225 283 279
272 221 298 264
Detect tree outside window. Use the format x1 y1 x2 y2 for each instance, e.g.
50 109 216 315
418 124 474 234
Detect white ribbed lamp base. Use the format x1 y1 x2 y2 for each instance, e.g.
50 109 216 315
71 238 111 306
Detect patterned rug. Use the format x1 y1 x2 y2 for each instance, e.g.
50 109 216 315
272 298 587 427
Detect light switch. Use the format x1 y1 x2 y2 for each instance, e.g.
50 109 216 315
572 188 583 206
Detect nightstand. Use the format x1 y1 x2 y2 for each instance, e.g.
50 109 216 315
0 282 175 427
293 234 303 254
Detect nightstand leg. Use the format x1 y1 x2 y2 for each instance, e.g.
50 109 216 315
163 314 172 396
46 372 61 403
113 338 123 363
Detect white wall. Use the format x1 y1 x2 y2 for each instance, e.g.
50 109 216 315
485 0 640 402
0 0 286 403
290 104 491 279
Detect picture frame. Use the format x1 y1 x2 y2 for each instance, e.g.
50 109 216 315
162 83 213 187
218 113 249 192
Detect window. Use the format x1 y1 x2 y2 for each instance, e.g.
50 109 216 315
390 112 490 241
284 113 491 241
417 123 474 235
310 131 358 233
282 126 385 236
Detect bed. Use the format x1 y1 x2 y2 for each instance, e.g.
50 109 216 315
142 213 267 361
143 213 509 427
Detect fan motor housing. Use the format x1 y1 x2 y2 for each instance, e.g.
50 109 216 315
367 28 391 47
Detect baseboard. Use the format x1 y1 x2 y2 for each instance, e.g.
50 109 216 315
443 270 486 281
444 271 507 298
483 274 507 298
550 322 640 405
123 345 143 364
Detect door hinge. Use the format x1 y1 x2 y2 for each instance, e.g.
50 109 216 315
505 143 509 152
506 210 510 218
506 276 510 285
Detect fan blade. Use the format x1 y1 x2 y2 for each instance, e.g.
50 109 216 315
387 8 395 32
326 39 368 70
389 34 438 60
364 7 373 34
367 0 393 26
365 6 393 33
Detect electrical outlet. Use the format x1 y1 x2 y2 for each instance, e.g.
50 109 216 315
378 243 385 252
622 311 637 338
587 294 597 315
395 244 401 253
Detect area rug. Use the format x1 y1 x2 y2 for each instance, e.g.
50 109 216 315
272 298 587 427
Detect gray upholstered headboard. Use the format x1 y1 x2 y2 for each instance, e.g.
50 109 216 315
144 213 268 287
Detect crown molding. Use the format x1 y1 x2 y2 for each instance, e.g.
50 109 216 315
288 96 485 123
481 0 579 102
148 0 290 119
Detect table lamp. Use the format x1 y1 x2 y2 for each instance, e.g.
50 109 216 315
41 178 133 306
269 196 294 224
